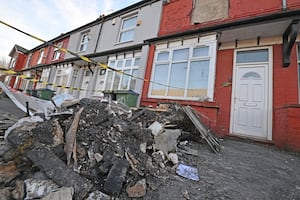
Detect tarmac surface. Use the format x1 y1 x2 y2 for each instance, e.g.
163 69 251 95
144 138 300 200
0 94 26 121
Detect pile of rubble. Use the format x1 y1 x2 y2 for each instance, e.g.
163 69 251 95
0 98 219 200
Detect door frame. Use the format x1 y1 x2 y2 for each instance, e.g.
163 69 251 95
230 46 273 140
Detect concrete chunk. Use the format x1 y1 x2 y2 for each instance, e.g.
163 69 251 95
103 158 129 196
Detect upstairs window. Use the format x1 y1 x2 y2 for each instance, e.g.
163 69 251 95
118 15 137 43
79 32 90 52
37 49 45 64
53 43 63 60
9 57 16 69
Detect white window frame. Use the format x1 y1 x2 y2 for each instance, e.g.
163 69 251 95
9 57 16 69
104 56 140 91
149 39 217 101
37 48 45 64
53 67 69 93
53 43 63 60
79 32 90 52
36 68 50 89
118 15 138 43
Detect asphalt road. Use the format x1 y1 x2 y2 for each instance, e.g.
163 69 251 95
0 94 26 121
143 138 300 200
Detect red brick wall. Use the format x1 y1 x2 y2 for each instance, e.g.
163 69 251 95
214 49 234 136
272 44 300 151
29 47 50 67
273 44 298 107
9 53 27 88
286 106 300 151
158 0 193 36
274 105 300 151
229 0 282 19
141 45 155 101
46 37 69 64
288 0 300 9
159 0 300 37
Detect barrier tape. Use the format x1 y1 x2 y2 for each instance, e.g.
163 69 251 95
0 19 185 92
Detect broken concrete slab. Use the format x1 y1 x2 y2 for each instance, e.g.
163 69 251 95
41 187 74 200
103 158 129 196
24 179 59 199
4 115 43 139
154 129 181 156
148 121 163 136
25 145 92 200
126 178 146 198
7 128 92 200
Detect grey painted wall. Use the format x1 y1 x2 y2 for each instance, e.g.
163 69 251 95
96 1 162 52
65 24 101 59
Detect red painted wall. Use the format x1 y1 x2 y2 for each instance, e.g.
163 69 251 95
229 0 282 19
274 105 300 151
288 0 300 9
272 44 300 151
46 37 70 64
158 0 193 36
29 47 50 67
9 53 27 87
159 0 300 36
214 49 234 136
28 37 70 68
273 44 298 106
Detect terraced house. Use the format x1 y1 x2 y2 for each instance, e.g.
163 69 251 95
141 0 300 151
6 0 300 151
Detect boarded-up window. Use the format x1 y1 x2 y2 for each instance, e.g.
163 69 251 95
191 0 228 24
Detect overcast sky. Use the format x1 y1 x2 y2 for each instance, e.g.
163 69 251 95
0 0 142 61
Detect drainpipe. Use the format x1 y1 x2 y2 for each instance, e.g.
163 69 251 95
282 0 287 11
94 15 105 53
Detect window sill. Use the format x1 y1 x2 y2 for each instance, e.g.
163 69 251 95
142 97 219 109
114 40 134 46
148 95 213 102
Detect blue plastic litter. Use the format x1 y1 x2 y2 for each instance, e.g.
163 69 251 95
176 163 199 181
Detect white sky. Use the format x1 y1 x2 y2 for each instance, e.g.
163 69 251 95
0 0 141 61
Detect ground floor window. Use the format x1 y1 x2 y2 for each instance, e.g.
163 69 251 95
149 35 217 100
104 53 140 91
37 68 50 89
53 67 70 94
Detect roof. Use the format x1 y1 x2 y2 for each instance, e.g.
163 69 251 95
29 0 161 52
8 44 29 57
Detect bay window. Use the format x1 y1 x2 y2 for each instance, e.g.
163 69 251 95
104 56 140 91
150 37 216 100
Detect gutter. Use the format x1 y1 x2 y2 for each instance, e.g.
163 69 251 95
20 43 144 72
145 9 300 43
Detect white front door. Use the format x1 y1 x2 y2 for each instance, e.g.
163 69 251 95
232 65 268 138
